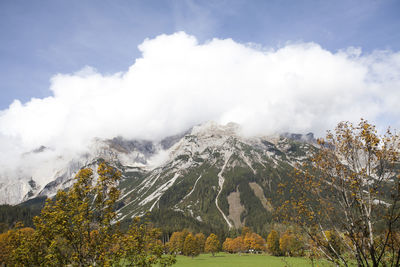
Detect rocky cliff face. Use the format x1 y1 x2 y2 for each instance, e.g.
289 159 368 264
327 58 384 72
114 122 316 231
0 122 317 231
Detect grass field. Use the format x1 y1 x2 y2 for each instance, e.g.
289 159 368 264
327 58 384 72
174 253 333 267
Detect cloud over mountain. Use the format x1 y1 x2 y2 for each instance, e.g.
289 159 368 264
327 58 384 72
0 32 400 177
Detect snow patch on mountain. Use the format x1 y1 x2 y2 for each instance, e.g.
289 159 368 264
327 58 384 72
0 121 316 208
181 175 202 201
139 173 180 210
216 151 233 228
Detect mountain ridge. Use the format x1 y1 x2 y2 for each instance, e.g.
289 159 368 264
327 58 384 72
0 121 317 232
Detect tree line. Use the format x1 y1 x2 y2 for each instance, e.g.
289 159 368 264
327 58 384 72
166 230 220 257
0 196 45 232
165 226 307 257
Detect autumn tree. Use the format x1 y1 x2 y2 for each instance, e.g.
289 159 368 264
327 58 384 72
195 233 206 253
117 217 176 266
0 223 36 266
321 230 343 259
281 120 400 266
244 232 266 253
236 227 267 253
168 230 189 254
183 233 200 258
222 237 234 253
27 163 122 266
0 231 8 264
223 235 263 255
231 236 246 254
267 230 281 256
279 231 304 257
241 226 252 237
204 233 220 256
8 162 175 266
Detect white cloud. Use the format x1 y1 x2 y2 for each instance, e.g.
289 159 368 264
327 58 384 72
1 31 400 186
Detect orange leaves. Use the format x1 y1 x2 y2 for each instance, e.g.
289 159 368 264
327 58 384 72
222 237 234 253
224 236 246 253
244 232 266 252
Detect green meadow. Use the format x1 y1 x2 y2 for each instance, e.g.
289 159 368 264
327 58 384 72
174 253 333 267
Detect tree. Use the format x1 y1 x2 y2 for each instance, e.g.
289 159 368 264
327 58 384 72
7 162 175 266
231 236 246 254
204 233 220 256
279 231 304 257
31 163 121 266
0 204 39 230
0 231 8 264
244 232 266 253
321 230 343 259
183 233 200 258
241 226 252 237
194 233 206 253
267 230 281 256
281 120 400 266
222 237 234 253
0 222 8 234
117 217 176 266
0 223 36 266
238 227 266 253
168 230 188 254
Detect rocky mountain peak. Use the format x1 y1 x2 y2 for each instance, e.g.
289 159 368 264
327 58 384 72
191 121 241 137
1 119 316 232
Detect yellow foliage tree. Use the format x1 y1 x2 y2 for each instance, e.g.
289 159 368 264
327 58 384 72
183 233 200 258
0 231 8 264
31 163 121 266
321 230 343 258
117 217 176 266
0 224 36 266
6 162 175 266
279 231 304 257
204 233 220 256
168 230 188 254
267 230 281 256
281 120 400 267
222 237 234 253
241 226 252 237
231 236 246 254
244 232 266 253
194 233 206 253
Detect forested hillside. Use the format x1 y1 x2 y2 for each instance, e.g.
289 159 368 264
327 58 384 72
0 197 45 231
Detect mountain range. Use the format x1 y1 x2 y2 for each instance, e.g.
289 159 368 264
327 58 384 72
0 122 317 232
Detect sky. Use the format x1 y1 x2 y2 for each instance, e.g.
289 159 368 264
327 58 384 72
1 0 400 186
1 0 400 109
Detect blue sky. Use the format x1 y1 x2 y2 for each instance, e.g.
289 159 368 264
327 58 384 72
1 0 400 110
1 0 400 183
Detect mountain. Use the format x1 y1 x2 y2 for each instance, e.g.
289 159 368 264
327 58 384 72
0 122 317 233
